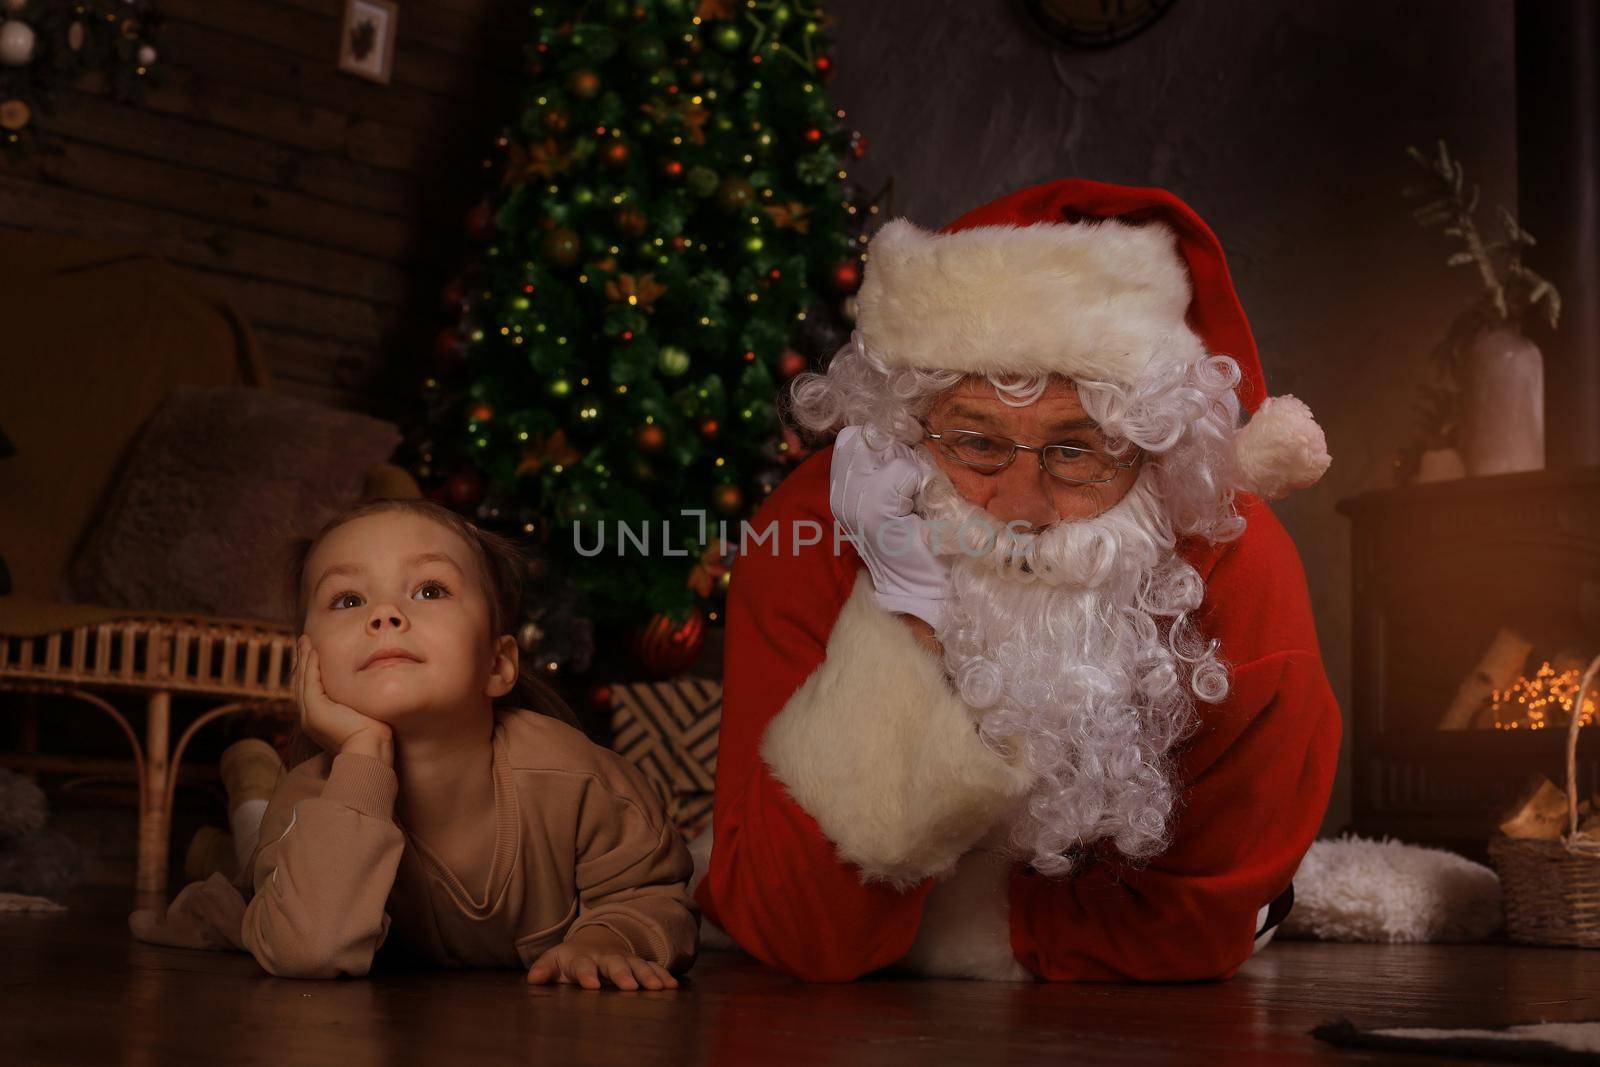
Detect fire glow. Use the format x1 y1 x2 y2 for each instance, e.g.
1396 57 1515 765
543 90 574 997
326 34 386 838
1491 661 1599 730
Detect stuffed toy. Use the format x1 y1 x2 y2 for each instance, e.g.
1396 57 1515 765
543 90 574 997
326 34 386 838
0 766 86 907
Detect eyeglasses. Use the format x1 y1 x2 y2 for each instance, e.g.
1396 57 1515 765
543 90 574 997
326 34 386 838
922 424 1139 485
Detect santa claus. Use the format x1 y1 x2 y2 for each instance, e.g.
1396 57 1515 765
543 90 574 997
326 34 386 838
692 179 1342 982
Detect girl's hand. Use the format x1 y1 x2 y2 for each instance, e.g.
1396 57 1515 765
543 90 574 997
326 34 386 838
294 635 392 764
525 942 679 991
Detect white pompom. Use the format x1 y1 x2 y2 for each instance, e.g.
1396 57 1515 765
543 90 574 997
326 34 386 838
1235 394 1331 500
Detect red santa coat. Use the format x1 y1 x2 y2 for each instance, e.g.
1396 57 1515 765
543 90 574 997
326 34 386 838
694 445 1342 982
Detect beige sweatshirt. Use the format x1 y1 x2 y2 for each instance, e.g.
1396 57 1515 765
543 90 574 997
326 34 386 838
133 709 698 979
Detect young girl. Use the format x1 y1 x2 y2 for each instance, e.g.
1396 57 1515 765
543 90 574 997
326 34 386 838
131 499 698 989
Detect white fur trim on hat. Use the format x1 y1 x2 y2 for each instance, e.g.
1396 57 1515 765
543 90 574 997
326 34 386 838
855 217 1206 384
1234 394 1331 500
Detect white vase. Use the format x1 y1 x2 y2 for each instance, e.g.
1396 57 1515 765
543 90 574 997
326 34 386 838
1461 326 1544 476
1416 447 1466 483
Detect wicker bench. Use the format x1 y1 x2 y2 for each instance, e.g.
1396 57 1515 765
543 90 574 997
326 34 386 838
0 614 295 904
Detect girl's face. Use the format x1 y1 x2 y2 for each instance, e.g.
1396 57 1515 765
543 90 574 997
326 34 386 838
300 512 516 725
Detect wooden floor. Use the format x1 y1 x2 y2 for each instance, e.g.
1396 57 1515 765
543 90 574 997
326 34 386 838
3 887 1598 1066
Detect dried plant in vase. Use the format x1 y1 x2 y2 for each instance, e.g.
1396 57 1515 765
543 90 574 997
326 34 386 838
1395 139 1562 483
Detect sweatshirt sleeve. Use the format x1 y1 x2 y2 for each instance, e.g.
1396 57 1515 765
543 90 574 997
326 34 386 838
695 450 1031 981
561 752 700 973
239 751 406 979
1009 501 1343 982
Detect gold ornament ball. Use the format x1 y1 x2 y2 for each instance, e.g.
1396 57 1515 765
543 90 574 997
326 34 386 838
657 345 691 377
0 98 29 131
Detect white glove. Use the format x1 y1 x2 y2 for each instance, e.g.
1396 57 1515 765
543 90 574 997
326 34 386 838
829 425 951 630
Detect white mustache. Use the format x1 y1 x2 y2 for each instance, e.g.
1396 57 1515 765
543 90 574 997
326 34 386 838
916 465 1174 590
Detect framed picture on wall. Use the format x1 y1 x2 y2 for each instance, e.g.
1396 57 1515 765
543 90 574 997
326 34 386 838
337 0 398 84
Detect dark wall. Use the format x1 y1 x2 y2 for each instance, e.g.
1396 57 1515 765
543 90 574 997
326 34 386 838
0 0 527 413
827 0 1519 833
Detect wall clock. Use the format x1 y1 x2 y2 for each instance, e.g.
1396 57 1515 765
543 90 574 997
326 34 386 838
1019 0 1179 49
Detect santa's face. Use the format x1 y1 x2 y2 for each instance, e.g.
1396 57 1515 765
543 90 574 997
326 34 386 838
920 378 1143 531
915 397 1224 878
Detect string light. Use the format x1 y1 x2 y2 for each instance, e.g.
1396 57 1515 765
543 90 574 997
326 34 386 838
1491 662 1598 730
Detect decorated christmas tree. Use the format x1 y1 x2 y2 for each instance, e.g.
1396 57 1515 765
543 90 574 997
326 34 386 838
406 0 869 669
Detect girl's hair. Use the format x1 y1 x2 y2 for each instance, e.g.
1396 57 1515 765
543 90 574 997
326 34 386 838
280 497 579 765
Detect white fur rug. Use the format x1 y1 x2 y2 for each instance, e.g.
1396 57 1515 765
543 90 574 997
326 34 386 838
1314 1018 1600 1061
1281 834 1502 943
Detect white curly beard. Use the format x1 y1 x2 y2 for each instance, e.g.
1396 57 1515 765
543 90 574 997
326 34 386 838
917 460 1230 879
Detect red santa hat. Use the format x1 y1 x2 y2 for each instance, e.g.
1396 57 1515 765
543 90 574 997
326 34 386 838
854 178 1330 500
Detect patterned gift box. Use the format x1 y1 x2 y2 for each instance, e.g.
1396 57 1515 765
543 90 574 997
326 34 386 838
608 677 720 840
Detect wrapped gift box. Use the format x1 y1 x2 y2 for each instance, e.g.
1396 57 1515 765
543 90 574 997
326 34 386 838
608 677 720 840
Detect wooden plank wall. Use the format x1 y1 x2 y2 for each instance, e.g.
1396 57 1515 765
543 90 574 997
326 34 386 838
0 0 530 416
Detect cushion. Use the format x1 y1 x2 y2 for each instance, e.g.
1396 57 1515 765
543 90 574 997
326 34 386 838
59 386 401 624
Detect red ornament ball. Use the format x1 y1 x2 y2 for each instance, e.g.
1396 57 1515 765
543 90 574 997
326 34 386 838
464 200 496 242
803 127 822 143
469 402 493 423
830 259 862 294
715 176 756 215
539 227 581 268
568 69 601 99
635 424 666 454
712 484 743 516
540 105 571 134
778 349 808 379
445 469 485 509
661 158 684 180
698 418 720 439
440 278 470 315
434 327 466 368
586 684 615 711
628 608 706 679
815 55 833 74
614 205 648 237
602 140 631 167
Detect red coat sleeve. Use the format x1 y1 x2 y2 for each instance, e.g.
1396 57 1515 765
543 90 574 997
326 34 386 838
1009 497 1343 982
694 449 936 982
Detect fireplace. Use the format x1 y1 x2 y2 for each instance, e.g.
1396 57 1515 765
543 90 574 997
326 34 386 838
1339 465 1600 860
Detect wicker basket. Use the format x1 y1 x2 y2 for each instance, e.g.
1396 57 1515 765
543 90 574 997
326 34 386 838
1487 652 1600 947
